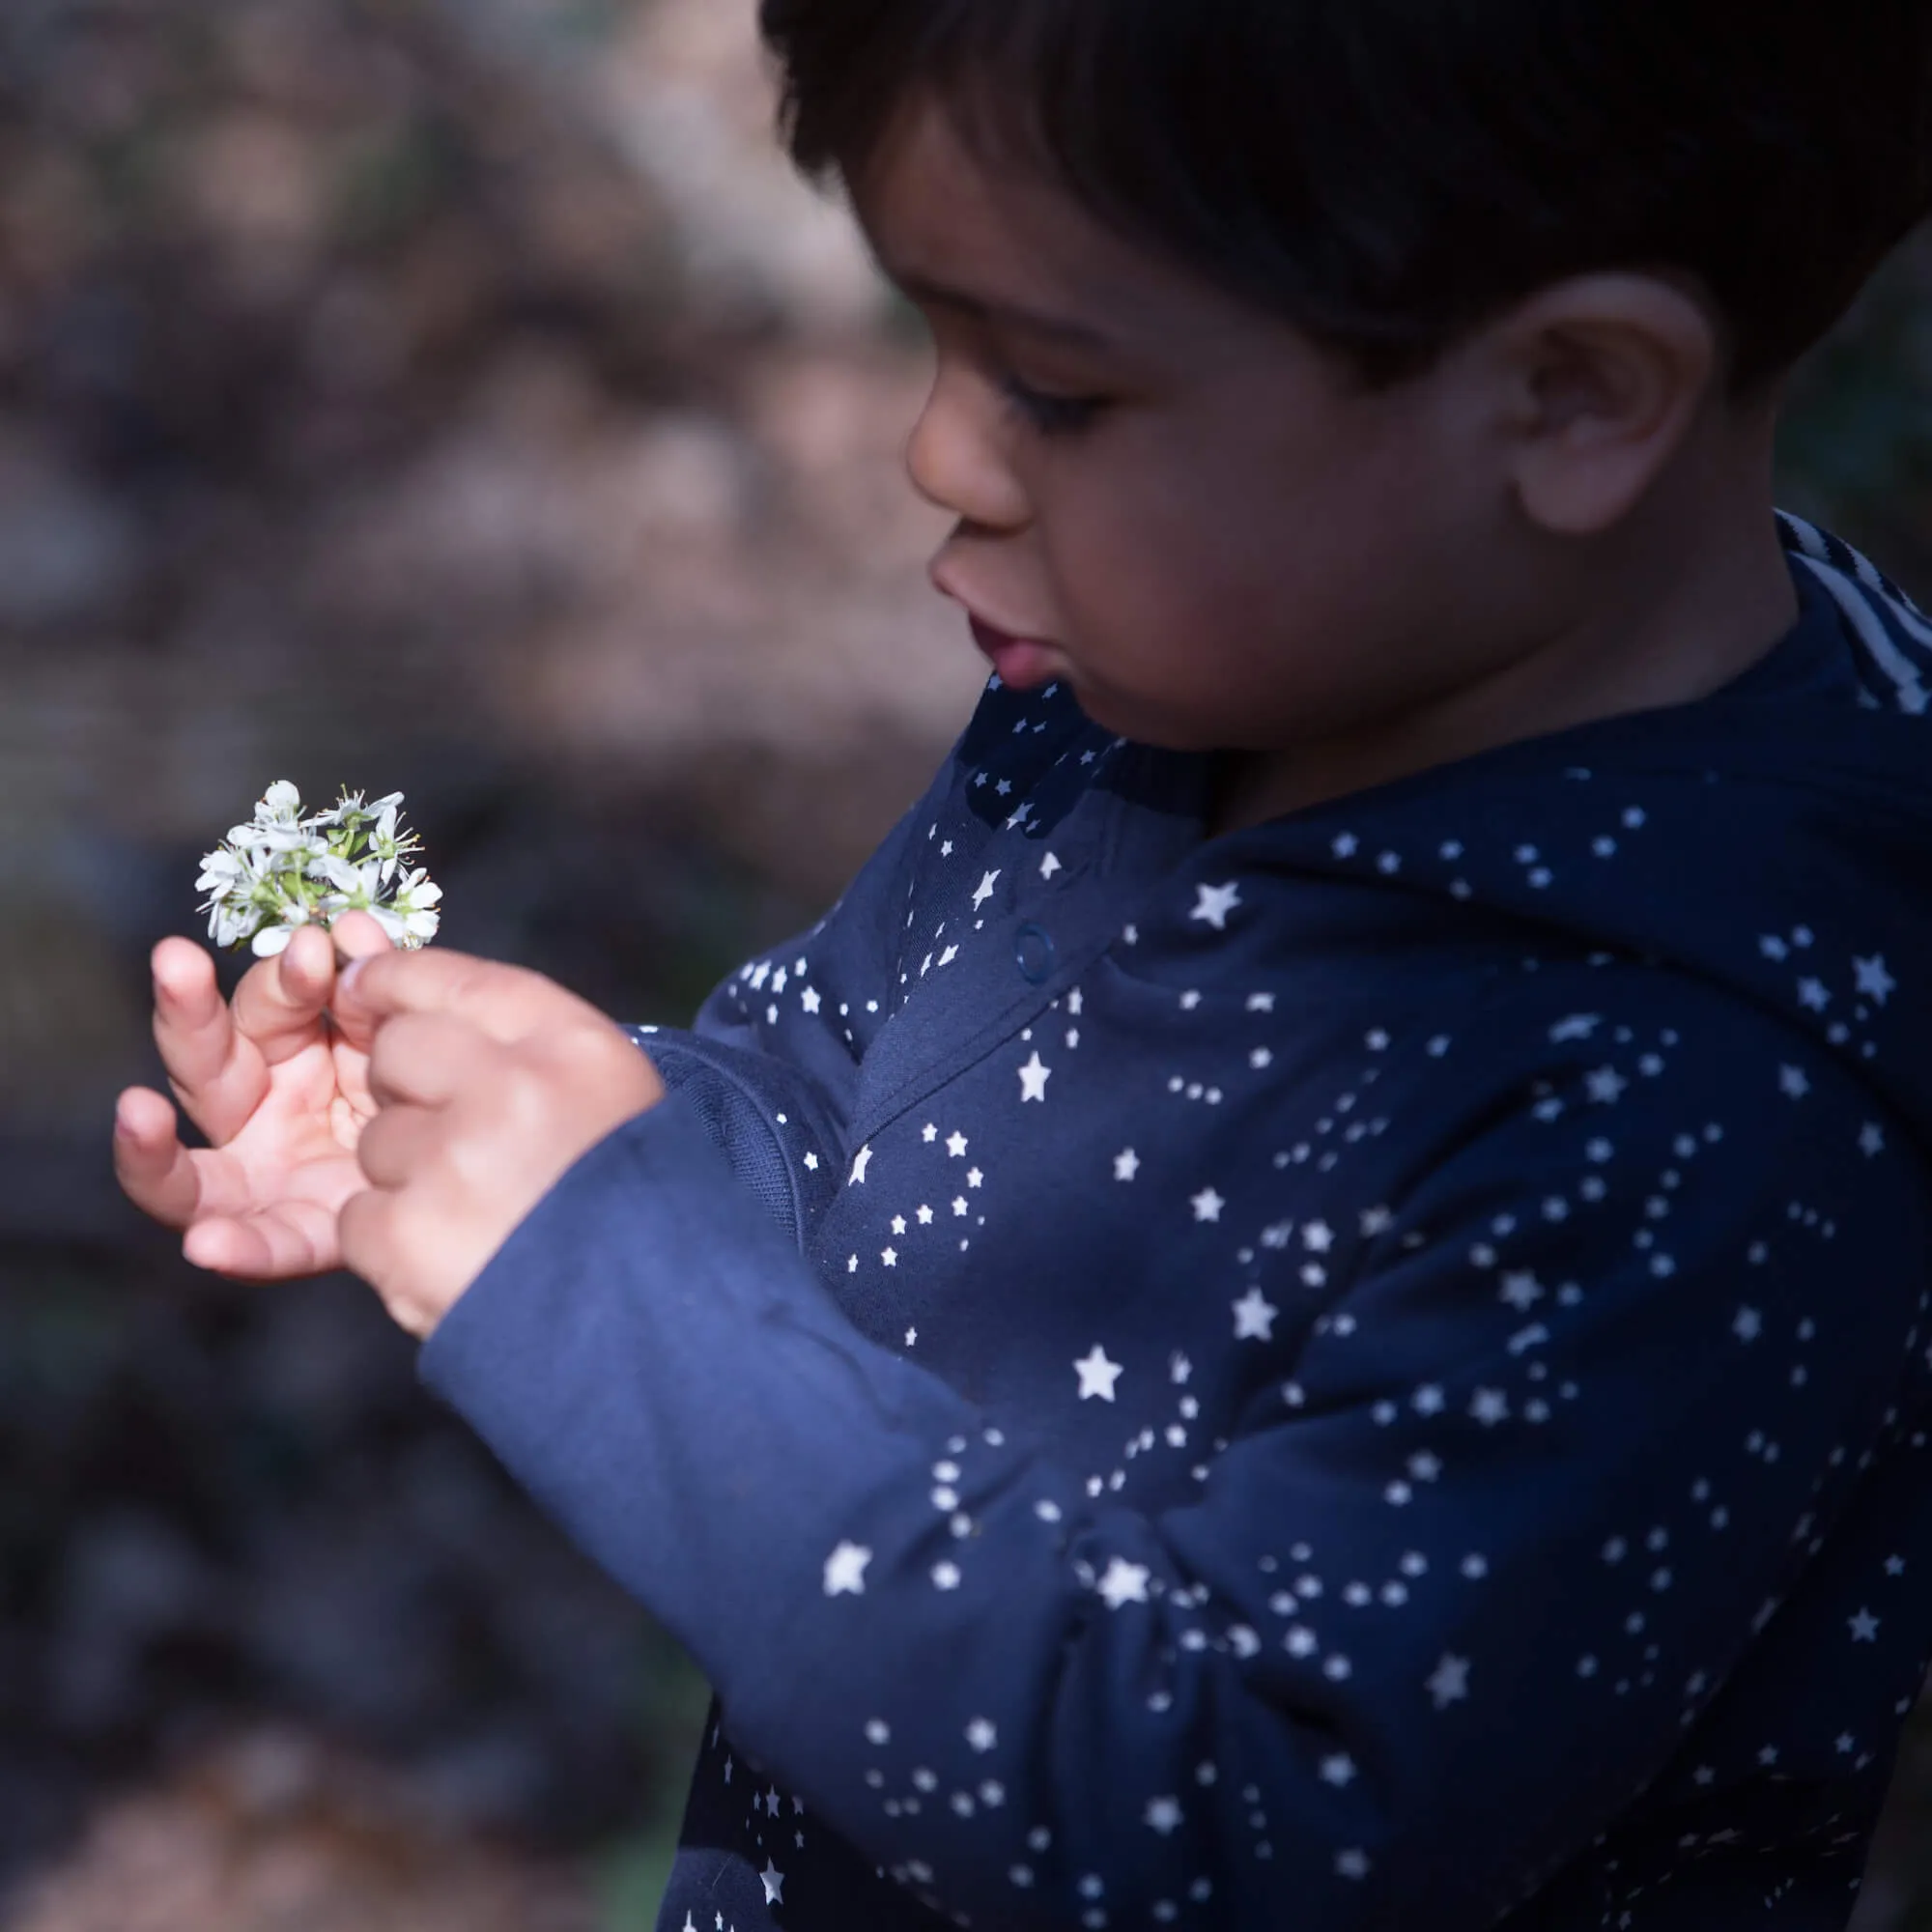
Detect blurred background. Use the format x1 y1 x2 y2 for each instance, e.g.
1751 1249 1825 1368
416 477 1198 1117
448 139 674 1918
0 2 1927 1926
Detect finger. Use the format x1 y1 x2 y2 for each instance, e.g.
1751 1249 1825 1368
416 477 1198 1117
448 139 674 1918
365 1013 486 1110
151 939 268 1147
228 924 340 1068
324 911 396 1055
335 947 586 1048
331 908 395 965
337 1187 437 1336
355 1101 445 1190
181 1200 344 1282
113 1086 204 1229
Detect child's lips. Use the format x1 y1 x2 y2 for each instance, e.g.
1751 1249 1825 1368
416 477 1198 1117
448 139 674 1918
968 614 1058 691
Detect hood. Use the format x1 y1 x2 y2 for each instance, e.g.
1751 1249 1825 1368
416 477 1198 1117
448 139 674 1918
1221 512 1932 1156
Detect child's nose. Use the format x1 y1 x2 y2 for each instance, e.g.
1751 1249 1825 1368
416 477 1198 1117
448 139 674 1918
905 367 1031 532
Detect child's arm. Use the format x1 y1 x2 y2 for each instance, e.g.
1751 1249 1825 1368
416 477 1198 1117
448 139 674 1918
403 982 1927 1928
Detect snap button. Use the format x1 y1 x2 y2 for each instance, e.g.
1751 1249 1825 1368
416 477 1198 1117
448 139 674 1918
1014 923 1056 983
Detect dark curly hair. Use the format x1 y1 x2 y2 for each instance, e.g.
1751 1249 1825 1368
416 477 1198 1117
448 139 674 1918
759 0 1932 395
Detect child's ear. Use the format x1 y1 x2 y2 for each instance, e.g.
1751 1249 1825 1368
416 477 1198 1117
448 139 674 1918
1490 272 1720 537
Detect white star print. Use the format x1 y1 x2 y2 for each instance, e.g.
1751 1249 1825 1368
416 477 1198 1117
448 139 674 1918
1191 881 1243 929
1320 1753 1357 1787
800 985 821 1014
1191 1187 1226 1223
1850 1607 1881 1641
1470 1388 1509 1426
1097 1556 1151 1607
1733 1306 1762 1343
1303 1219 1334 1253
1336 1849 1371 1880
881 1247 898 1267
1779 1065 1810 1099
823 1542 871 1596
1146 1796 1183 1834
917 1204 934 1225
1886 1554 1907 1577
1855 954 1896 1005
1427 1654 1471 1709
1075 1347 1124 1402
947 1131 969 1157
1115 1149 1141 1181
973 870 1001 910
849 1145 873 1184
1499 1270 1544 1311
1798 977 1831 1011
1585 1066 1628 1104
1018 1052 1052 1102
1233 1288 1278 1342
1861 1122 1887 1157
1041 852 1064 879
1549 1014 1603 1042
759 1861 784 1905
967 1718 998 1752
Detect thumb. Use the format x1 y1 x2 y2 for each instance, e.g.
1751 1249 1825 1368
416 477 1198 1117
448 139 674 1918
316 910 395 1053
333 946 576 1047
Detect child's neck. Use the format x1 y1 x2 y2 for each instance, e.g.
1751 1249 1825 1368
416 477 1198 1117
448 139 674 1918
1208 415 1797 838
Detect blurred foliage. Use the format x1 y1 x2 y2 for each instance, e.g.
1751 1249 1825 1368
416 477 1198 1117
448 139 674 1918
1778 225 1932 605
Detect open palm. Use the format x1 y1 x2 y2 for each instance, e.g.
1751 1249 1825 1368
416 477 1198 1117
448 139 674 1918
114 914 393 1279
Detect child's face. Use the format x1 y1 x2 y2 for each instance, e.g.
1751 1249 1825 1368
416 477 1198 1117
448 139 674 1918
850 96 1557 765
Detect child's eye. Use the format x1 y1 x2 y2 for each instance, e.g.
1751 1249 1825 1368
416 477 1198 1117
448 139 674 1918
995 370 1107 438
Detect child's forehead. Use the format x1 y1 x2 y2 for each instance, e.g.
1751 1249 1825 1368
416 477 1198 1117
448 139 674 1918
852 95 1257 350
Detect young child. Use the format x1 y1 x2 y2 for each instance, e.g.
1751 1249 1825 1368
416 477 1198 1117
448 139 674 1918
114 2 1932 1925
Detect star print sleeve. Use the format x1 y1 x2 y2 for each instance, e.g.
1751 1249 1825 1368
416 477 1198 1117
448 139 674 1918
417 982 1928 1929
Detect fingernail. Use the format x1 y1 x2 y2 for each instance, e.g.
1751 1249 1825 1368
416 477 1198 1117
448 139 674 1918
338 956 367 996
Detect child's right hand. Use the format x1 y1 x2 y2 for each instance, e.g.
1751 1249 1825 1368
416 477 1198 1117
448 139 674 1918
113 911 395 1279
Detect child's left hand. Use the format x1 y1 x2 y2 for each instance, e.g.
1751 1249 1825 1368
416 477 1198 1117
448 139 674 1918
330 949 667 1339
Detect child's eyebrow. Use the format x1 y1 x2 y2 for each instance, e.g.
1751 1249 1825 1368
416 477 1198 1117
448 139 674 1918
891 270 1120 351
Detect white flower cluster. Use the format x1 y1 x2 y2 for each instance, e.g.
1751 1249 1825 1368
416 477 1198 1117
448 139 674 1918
197 781 442 957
